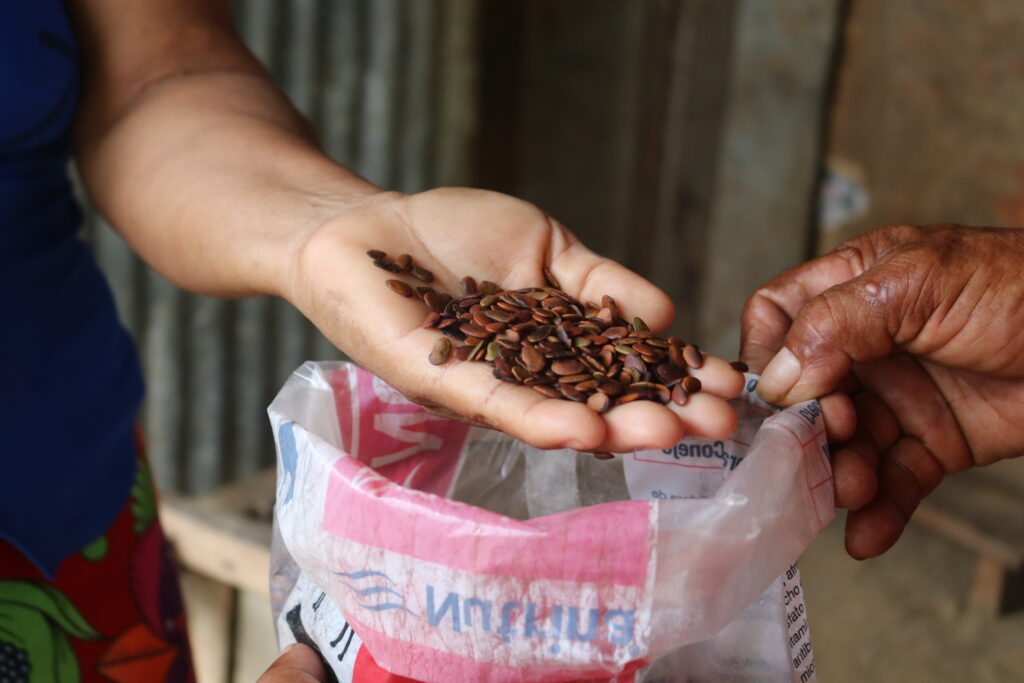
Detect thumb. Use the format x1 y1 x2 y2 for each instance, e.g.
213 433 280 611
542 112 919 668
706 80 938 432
757 264 908 405
258 643 329 683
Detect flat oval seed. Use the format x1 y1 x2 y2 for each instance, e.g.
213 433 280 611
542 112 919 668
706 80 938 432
374 259 404 273
460 323 490 338
461 276 478 296
616 392 643 405
453 344 474 361
604 326 628 340
543 267 561 289
386 279 414 297
551 359 585 376
533 385 562 399
575 380 599 392
558 373 592 384
730 361 749 372
485 341 502 361
422 312 441 328
479 280 501 295
410 266 435 282
656 363 686 384
631 316 649 332
396 254 413 270
597 380 624 396
668 344 685 367
367 249 386 260
653 384 671 404
592 451 615 460
520 346 547 373
671 383 689 406
683 344 704 369
587 392 611 413
429 337 452 365
682 376 702 393
528 325 553 343
614 345 637 355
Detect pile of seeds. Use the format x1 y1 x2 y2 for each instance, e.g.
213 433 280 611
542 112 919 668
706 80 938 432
369 249 746 414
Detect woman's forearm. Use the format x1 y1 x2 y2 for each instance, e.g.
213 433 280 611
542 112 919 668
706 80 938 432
69 0 378 299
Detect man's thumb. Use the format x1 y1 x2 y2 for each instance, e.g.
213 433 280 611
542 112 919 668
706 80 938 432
757 269 902 405
258 643 329 683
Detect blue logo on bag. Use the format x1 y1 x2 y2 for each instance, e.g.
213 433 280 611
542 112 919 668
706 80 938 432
334 569 414 614
279 421 299 504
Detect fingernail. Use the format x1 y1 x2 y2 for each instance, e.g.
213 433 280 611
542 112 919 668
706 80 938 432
759 347 801 400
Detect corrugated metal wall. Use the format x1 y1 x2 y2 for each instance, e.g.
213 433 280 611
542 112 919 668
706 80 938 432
81 0 478 494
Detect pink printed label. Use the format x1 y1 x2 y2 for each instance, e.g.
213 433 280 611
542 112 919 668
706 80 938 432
322 366 651 588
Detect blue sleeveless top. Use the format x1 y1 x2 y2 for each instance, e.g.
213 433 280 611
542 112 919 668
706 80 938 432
1 3 145 575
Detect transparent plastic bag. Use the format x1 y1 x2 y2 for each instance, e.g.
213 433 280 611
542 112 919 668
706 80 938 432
269 362 831 682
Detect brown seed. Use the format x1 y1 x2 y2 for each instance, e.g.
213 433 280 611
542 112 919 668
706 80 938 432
631 316 649 332
682 376 702 393
479 280 501 295
551 358 585 376
512 366 531 382
410 266 435 282
604 326 628 340
396 253 413 270
558 384 587 402
671 384 689 406
485 322 507 334
668 336 683 346
597 380 624 396
623 354 646 373
386 279 413 297
374 259 404 274
367 249 386 260
533 385 562 399
614 345 637 356
601 295 619 320
730 361 749 373
572 336 592 348
683 344 704 369
453 344 475 361
521 345 546 373
469 340 487 361
429 337 452 365
416 286 434 297
460 323 490 338
528 325 553 343
424 292 443 312
595 307 614 324
632 342 658 356
543 267 561 289
668 344 685 367
558 373 592 384
591 451 615 460
524 375 558 386
575 380 599 393
587 392 611 413
422 312 441 328
656 363 686 384
645 338 669 348
461 276 478 296
616 392 642 404
653 384 671 404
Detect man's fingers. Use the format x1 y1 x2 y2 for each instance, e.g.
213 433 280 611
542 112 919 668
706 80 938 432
844 436 944 559
258 644 328 683
740 247 867 372
756 261 915 405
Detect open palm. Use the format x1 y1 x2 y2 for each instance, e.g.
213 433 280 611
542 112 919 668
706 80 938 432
290 187 745 453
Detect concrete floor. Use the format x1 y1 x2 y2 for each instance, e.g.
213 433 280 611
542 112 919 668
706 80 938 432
800 516 1024 682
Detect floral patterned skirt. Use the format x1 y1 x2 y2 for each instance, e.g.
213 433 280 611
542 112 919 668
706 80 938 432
0 435 194 683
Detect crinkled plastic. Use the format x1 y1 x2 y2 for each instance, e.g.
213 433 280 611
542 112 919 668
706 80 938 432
269 362 832 682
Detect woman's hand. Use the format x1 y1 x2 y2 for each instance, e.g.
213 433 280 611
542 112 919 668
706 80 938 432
288 187 746 453
741 224 1024 558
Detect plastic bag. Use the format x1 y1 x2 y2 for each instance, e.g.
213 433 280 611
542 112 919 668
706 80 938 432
269 362 832 682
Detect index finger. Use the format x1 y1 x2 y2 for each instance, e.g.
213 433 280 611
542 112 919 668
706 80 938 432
740 248 864 372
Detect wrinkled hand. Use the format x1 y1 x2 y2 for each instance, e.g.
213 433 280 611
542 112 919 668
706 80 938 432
288 187 744 453
741 224 1024 558
258 644 327 683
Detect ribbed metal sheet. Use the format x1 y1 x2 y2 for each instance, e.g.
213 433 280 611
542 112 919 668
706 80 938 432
84 0 478 494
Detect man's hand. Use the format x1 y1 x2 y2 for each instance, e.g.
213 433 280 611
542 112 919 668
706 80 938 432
741 224 1024 559
288 187 746 454
257 644 327 683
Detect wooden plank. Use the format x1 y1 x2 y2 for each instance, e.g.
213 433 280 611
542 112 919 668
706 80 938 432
161 494 272 597
180 570 235 683
699 0 842 355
